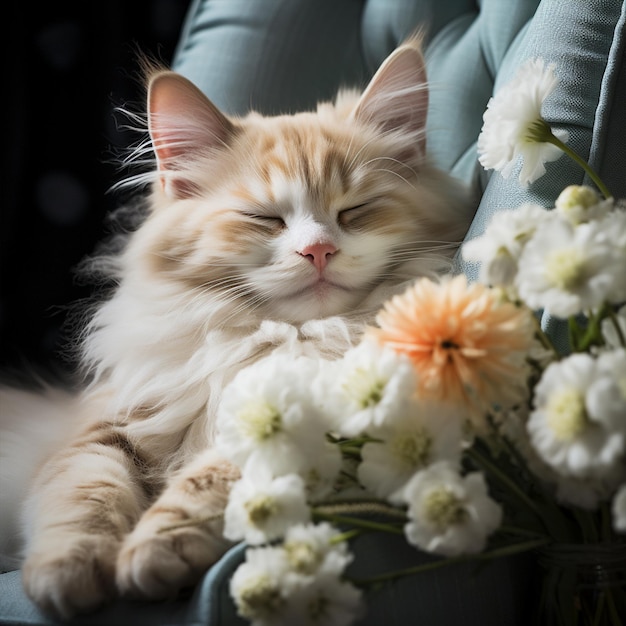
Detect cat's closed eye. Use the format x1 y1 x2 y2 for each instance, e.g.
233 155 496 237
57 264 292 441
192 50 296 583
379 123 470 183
242 212 287 230
338 203 370 227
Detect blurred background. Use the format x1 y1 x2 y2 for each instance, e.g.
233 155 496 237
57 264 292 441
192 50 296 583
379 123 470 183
2 1 191 376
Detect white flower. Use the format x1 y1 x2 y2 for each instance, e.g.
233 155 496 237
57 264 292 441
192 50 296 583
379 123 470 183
555 466 626 511
315 339 418 437
602 305 626 349
588 349 626 422
477 58 568 186
527 353 626 480
216 354 326 475
516 217 622 317
282 572 363 626
600 208 626 302
402 462 502 557
224 470 311 545
613 484 626 533
462 203 551 288
357 399 464 503
555 185 612 225
230 525 361 626
282 523 352 577
230 546 291 625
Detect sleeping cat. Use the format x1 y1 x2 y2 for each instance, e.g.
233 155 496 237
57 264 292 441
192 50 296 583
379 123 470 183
0 39 473 618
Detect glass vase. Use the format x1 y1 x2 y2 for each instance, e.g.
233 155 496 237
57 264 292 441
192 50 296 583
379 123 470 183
534 543 626 626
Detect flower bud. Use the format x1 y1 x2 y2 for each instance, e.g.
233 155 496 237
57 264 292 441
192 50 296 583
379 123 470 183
555 185 608 224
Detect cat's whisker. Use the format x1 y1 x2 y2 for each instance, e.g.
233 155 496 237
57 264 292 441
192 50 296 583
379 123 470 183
366 167 417 191
345 132 391 172
386 245 460 260
360 155 417 179
152 253 261 269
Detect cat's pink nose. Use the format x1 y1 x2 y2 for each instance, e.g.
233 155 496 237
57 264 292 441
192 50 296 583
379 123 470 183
298 243 337 272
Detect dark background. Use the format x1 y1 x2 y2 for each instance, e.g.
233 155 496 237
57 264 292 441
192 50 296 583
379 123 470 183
2 1 191 376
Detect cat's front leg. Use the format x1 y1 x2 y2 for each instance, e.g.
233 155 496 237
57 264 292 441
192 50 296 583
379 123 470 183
116 449 239 600
21 422 151 618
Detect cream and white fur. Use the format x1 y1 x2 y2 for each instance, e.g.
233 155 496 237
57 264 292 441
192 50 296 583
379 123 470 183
0 40 473 618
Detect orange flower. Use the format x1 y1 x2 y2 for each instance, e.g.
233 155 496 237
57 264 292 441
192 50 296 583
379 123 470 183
368 275 534 426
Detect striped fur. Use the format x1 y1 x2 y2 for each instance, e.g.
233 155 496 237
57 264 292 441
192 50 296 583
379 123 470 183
1 39 474 617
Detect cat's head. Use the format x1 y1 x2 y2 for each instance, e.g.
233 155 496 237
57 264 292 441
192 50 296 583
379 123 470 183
127 40 472 324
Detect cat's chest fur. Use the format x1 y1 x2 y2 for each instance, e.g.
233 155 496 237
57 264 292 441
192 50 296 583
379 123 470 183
83 265 374 468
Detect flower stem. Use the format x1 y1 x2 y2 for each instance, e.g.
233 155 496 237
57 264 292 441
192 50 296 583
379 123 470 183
466 447 546 522
606 307 626 348
530 312 561 359
498 524 549 540
349 538 550 587
572 509 600 543
339 446 364 457
600 502 614 543
605 589 624 626
313 501 408 520
330 528 363 544
313 511 405 535
545 134 613 199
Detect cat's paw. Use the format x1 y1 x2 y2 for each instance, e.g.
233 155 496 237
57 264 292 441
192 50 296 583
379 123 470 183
116 526 228 600
22 536 119 619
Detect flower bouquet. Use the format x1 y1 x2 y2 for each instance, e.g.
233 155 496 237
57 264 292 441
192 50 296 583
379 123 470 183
201 59 626 625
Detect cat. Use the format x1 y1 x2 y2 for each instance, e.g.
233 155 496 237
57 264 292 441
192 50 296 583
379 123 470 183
0 39 473 618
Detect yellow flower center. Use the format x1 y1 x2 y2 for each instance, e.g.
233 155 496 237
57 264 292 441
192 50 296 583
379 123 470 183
344 368 386 409
390 429 431 468
424 488 467 530
544 249 585 290
237 400 282 441
237 575 284 619
245 495 279 526
545 388 588 441
284 541 319 574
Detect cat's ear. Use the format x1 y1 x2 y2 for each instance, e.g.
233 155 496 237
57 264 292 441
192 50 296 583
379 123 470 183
148 71 235 198
352 39 428 159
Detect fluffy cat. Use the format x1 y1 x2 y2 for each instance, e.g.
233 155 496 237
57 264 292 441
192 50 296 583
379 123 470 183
0 40 473 618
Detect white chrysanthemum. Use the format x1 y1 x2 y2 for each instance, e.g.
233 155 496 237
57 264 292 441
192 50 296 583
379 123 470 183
315 339 418 437
282 572 364 626
555 185 612 225
600 208 626 302
477 57 568 186
462 203 552 288
230 546 291 626
282 523 352 577
216 354 326 474
516 218 622 317
602 305 626 349
555 465 626 511
588 349 626 422
613 484 626 533
357 399 464 504
527 353 626 480
224 470 311 545
402 462 502 557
